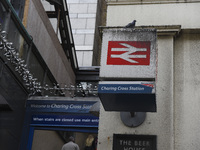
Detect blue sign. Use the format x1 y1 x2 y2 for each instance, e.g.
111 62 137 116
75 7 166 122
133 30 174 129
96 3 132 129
98 81 155 94
98 81 156 112
27 100 97 113
31 114 99 127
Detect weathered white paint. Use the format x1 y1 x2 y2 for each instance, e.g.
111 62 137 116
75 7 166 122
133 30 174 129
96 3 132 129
99 29 157 79
174 33 200 150
98 1 200 150
98 35 174 150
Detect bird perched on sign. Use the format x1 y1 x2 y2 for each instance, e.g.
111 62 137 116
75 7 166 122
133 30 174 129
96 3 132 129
125 20 136 28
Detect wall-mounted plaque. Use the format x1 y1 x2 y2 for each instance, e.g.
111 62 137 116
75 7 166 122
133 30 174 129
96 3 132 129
113 134 157 150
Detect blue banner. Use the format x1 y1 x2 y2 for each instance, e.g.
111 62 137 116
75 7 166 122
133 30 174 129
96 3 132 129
27 100 97 113
98 82 155 94
31 114 99 127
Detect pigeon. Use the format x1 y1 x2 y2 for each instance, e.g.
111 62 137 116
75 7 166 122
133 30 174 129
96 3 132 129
125 20 136 28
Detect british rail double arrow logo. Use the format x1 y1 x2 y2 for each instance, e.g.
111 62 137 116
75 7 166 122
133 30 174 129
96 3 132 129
107 41 151 65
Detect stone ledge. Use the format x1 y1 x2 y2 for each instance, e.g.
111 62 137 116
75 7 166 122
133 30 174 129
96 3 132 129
99 25 181 36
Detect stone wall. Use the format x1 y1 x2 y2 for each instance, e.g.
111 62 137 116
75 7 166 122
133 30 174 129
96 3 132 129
97 1 200 150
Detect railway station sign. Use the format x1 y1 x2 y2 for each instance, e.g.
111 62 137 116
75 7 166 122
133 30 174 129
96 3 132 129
98 81 156 112
107 41 151 65
100 28 157 80
26 100 99 127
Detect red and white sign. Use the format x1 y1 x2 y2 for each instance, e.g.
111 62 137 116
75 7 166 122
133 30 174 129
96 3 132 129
107 41 150 65
100 29 157 79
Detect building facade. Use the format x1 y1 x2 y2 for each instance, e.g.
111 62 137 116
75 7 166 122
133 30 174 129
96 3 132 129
97 1 200 150
1 0 200 150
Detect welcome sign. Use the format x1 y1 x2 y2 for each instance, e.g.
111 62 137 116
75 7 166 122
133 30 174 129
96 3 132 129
26 100 99 127
26 100 96 113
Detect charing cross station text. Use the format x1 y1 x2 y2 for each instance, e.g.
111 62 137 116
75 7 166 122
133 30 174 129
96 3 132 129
100 86 144 91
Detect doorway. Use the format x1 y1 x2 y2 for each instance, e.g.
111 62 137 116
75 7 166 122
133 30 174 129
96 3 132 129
30 128 98 150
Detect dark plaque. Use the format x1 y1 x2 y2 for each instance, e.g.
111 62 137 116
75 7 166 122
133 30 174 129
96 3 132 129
113 134 156 150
